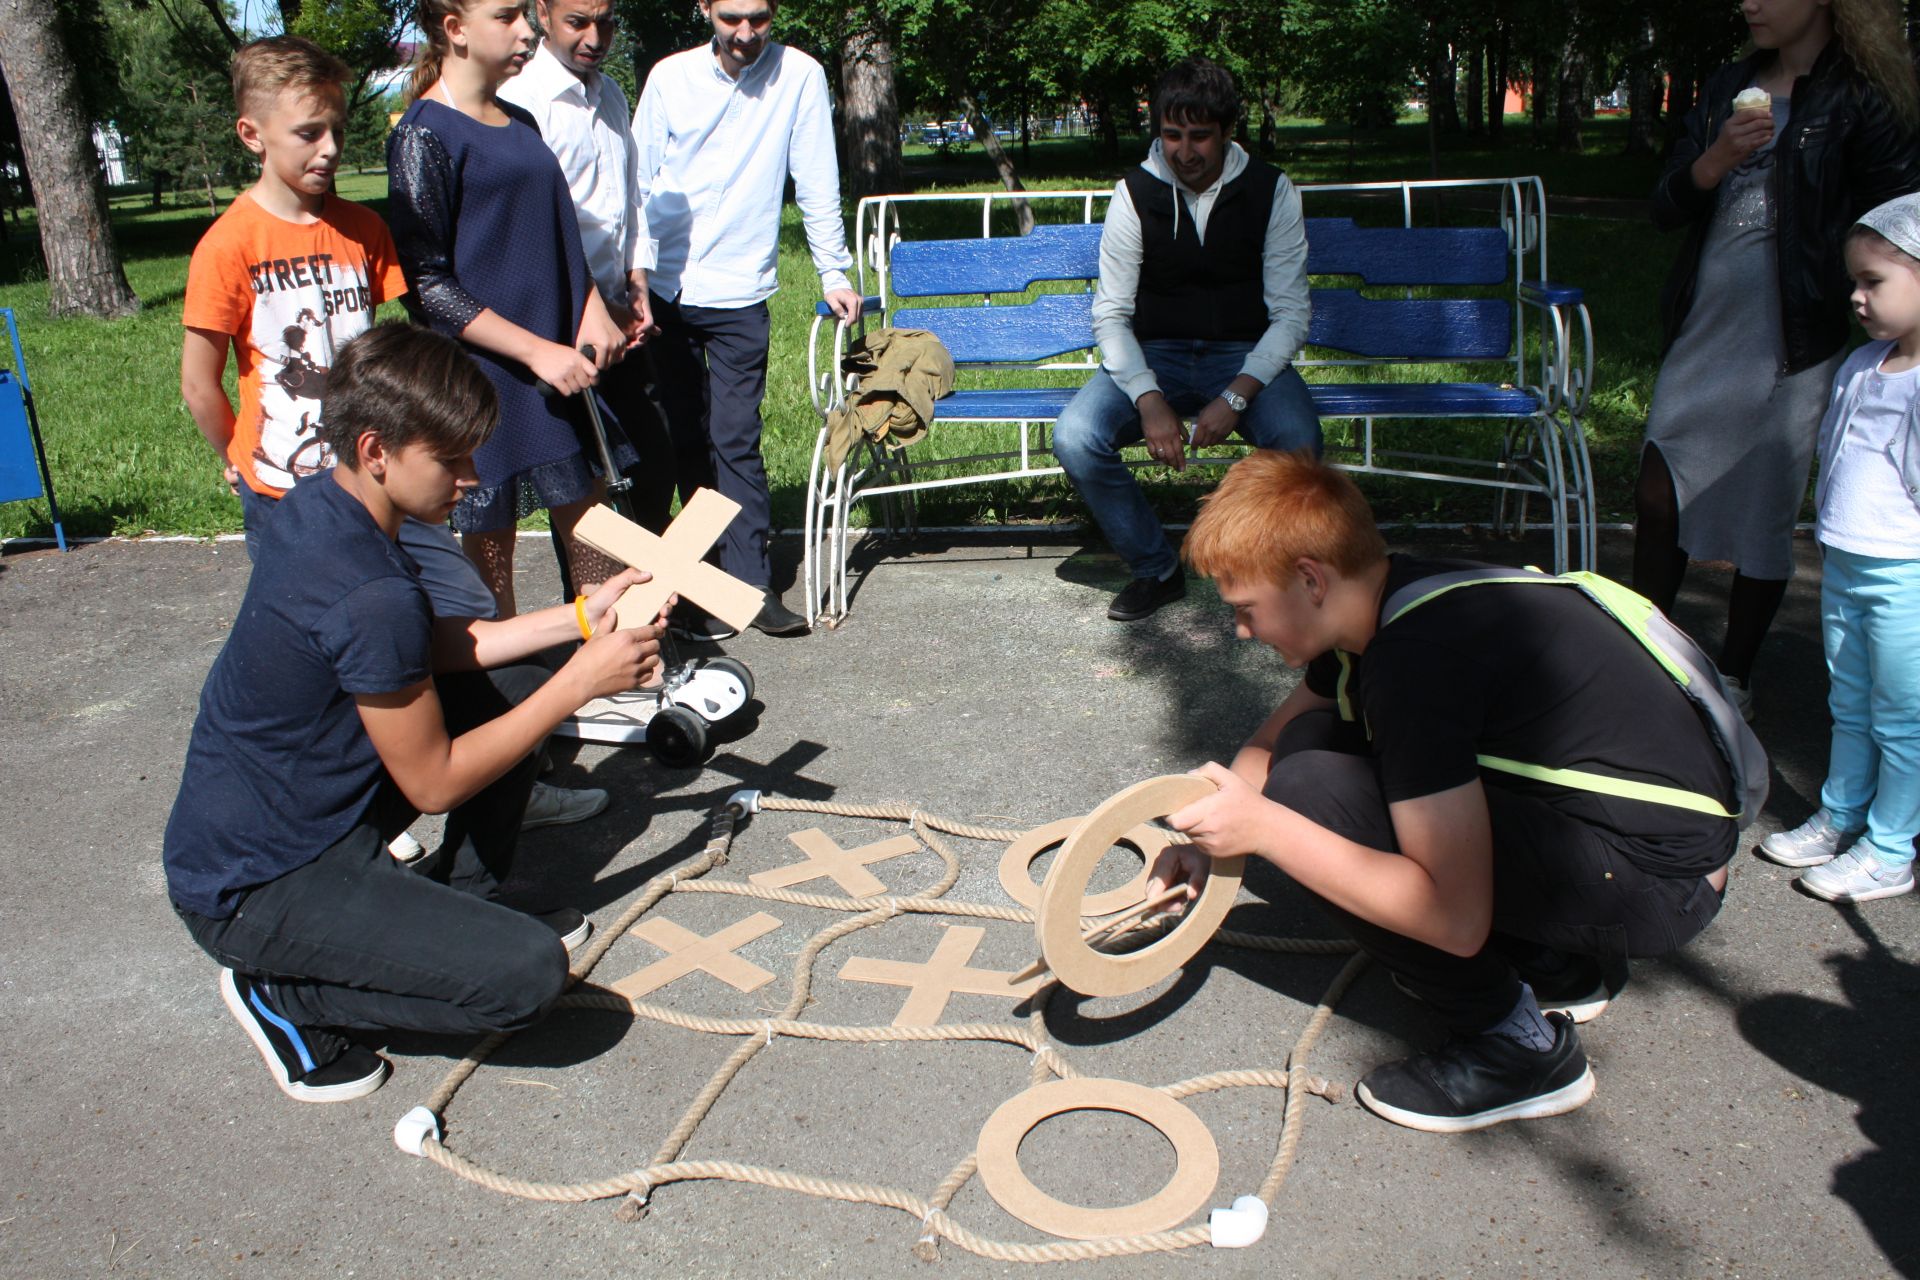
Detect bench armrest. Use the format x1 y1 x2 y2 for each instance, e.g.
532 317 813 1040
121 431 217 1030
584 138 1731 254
806 296 884 415
814 295 885 318
1518 281 1584 307
1518 281 1593 416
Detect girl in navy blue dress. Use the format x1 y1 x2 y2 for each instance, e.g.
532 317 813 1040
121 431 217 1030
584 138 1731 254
387 0 630 616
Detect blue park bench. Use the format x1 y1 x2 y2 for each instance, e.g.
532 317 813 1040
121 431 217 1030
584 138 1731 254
803 178 1595 624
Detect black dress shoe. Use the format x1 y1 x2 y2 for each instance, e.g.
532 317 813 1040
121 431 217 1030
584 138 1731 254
1107 571 1186 621
1356 1013 1595 1133
750 590 810 636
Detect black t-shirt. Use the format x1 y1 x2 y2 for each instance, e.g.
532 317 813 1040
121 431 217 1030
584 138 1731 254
163 475 434 917
1303 555 1734 878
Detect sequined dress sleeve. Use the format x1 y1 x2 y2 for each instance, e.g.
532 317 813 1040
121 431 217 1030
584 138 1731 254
385 120 486 333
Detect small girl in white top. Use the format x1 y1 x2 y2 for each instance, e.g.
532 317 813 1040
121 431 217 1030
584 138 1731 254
1759 192 1920 902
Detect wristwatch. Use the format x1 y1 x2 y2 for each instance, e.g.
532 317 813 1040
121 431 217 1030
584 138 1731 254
1220 390 1249 414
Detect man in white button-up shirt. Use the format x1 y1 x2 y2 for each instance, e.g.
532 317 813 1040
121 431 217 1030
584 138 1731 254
499 0 675 534
632 0 862 637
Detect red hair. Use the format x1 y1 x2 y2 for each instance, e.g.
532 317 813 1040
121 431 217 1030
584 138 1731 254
1182 450 1386 586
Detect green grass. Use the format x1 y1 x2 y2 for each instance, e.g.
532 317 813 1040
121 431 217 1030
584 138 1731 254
0 122 1670 540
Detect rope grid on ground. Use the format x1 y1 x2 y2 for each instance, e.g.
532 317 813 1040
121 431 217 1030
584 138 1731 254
409 794 1366 1263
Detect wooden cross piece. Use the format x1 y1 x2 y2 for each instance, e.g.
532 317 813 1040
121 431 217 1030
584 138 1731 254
838 925 1043 1026
573 490 765 633
608 911 783 1001
748 828 921 898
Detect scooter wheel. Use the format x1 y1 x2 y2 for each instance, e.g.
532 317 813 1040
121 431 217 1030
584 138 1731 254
647 705 711 768
701 656 754 704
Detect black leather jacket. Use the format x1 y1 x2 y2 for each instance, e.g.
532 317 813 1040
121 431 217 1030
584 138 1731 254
1652 44 1920 375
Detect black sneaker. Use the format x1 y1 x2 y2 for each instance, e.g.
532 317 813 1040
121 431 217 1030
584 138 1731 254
219 969 390 1103
1356 1013 1595 1133
1107 571 1186 621
669 603 737 643
750 590 810 636
536 907 593 951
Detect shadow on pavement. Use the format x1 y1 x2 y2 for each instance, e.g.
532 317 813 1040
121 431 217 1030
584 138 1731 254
1735 908 1920 1278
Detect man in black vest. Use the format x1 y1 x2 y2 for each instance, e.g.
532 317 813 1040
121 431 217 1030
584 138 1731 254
1054 56 1320 621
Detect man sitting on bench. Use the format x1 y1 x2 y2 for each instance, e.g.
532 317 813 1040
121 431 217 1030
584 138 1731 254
1054 55 1320 622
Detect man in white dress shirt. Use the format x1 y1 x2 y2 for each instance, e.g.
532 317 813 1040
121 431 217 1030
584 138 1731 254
632 0 863 637
499 0 675 535
1054 56 1321 623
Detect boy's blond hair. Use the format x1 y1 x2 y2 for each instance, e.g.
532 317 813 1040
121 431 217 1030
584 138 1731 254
231 35 350 119
1183 450 1387 586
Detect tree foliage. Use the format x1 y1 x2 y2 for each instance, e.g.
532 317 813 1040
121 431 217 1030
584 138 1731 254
108 0 248 211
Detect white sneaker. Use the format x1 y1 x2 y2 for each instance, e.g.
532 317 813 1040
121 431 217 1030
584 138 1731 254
1722 674 1754 723
1798 847 1915 903
1758 808 1858 868
387 831 426 863
521 780 610 830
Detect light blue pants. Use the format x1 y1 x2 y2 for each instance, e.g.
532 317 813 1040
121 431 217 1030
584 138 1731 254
1819 545 1920 865
1052 340 1321 582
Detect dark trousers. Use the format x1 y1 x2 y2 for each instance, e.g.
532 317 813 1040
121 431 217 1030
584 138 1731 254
602 355 677 534
647 293 773 587
1268 710 1728 1034
177 665 568 1038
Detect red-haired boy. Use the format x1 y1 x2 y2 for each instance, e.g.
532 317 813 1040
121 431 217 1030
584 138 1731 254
1150 451 1737 1132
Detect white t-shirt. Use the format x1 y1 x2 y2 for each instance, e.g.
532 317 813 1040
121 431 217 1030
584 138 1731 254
1817 354 1920 558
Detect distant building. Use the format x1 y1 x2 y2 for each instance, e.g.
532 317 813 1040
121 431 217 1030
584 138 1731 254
367 40 418 100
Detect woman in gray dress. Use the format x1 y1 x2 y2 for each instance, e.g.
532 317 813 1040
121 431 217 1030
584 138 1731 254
1637 0 1920 717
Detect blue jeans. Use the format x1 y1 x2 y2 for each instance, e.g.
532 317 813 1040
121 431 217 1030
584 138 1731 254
1819 545 1920 865
1052 341 1321 581
236 482 277 563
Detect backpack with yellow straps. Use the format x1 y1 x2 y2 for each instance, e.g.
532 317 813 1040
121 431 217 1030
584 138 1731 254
1352 567 1768 828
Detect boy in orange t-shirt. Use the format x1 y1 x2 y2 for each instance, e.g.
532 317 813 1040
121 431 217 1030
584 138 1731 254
182 35 408 553
182 36 613 836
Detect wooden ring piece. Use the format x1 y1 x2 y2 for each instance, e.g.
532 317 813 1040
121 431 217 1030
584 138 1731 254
974 1078 1220 1240
1037 775 1244 998
997 818 1172 917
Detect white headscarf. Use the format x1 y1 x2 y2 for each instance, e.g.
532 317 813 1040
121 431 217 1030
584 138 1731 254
1856 192 1920 259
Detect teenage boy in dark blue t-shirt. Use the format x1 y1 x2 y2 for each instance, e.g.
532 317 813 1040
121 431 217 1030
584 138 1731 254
165 323 664 1103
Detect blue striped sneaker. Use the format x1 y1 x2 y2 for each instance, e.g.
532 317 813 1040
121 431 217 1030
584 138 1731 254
218 970 389 1103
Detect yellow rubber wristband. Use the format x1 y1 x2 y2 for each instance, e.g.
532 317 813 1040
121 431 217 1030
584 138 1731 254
574 594 594 641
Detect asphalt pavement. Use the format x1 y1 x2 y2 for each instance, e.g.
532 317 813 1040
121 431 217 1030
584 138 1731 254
1 525 1913 1279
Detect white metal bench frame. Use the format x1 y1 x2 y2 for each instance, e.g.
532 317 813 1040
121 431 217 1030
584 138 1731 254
803 177 1596 625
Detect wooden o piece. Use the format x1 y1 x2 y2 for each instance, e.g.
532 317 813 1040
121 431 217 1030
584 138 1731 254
974 1078 1220 1240
1036 775 1244 998
996 818 1171 917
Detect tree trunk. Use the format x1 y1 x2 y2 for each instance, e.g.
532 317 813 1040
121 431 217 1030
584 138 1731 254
839 12 903 199
1096 95 1119 161
1625 15 1660 155
961 91 1033 234
1487 23 1508 143
1556 36 1586 153
1427 30 1460 135
1531 46 1554 142
1667 63 1697 123
1466 44 1484 134
0 0 139 317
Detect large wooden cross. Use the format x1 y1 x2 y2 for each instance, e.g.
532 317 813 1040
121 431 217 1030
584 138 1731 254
748 829 921 898
838 925 1043 1026
573 490 765 633
608 911 783 1001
